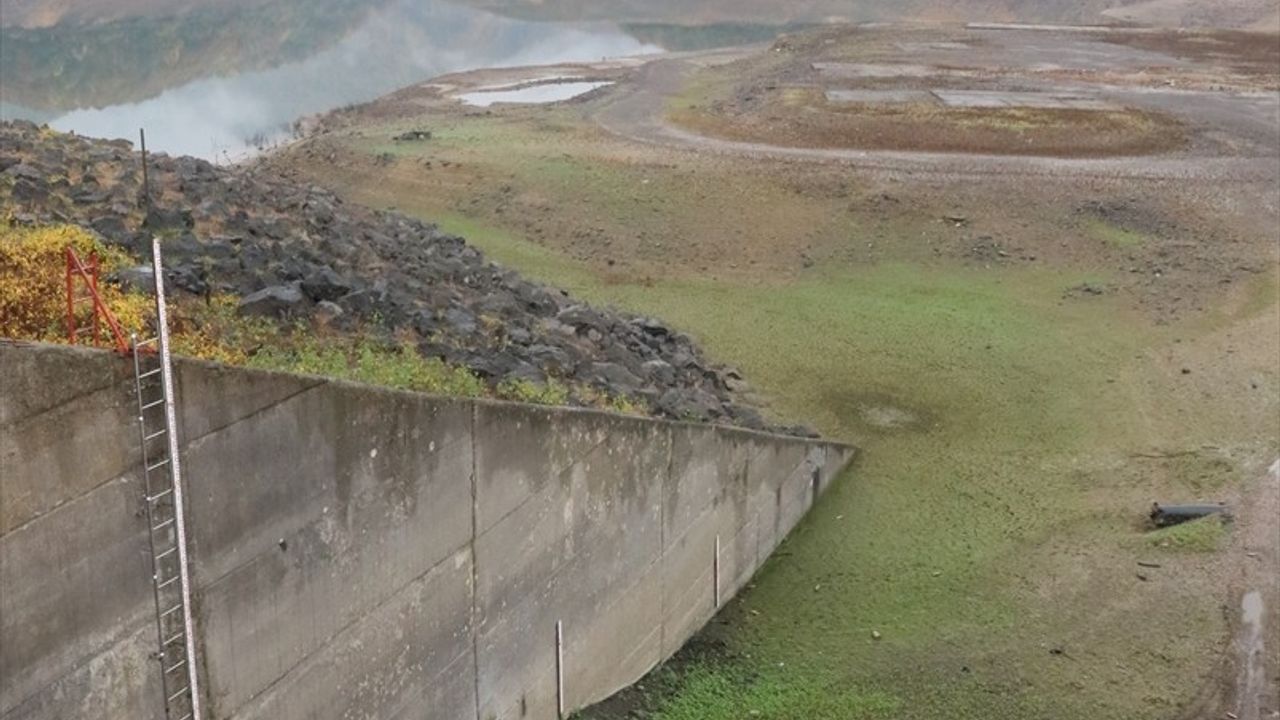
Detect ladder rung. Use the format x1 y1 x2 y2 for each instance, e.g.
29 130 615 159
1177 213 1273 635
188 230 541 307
138 368 163 380
157 576 179 590
153 518 175 532
160 603 183 618
148 488 173 503
163 631 184 646
155 547 177 561
147 459 170 472
145 429 167 441
167 685 189 703
136 337 159 347
175 713 193 720
142 399 166 411
165 658 187 674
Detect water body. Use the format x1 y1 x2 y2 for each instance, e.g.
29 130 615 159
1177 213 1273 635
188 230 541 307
458 81 615 107
0 0 664 160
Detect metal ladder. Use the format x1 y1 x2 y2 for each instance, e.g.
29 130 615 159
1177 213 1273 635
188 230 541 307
131 238 203 720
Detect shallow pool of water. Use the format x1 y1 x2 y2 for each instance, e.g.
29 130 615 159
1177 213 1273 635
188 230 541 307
458 82 614 107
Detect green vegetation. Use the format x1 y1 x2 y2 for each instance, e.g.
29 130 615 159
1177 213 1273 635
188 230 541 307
249 341 488 397
356 205 1262 719
637 663 901 720
1146 516 1228 553
621 22 810 52
1084 217 1149 249
429 210 599 289
496 376 571 405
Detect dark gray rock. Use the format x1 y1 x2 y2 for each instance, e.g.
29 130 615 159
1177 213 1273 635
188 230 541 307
300 266 352 302
315 301 345 321
167 264 210 295
115 266 156 293
337 287 387 316
657 388 722 423
238 284 310 318
527 344 574 375
4 163 43 181
444 306 478 337
640 359 676 386
506 325 532 346
558 305 606 332
143 207 194 232
725 404 766 431
584 362 643 392
71 188 110 205
412 310 439 338
501 362 545 385
10 178 47 202
90 215 130 241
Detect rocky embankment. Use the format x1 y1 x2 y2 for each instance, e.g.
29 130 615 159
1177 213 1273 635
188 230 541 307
0 121 804 434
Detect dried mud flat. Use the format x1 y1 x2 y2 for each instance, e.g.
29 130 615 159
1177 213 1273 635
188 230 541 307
600 24 1279 172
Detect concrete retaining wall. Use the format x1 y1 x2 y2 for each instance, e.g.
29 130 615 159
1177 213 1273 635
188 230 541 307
0 341 854 720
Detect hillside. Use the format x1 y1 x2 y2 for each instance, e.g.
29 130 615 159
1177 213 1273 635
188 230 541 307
458 0 1278 28
0 0 372 112
0 0 280 28
0 120 789 432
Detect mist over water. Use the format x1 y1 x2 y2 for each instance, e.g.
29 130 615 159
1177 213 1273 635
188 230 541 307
0 0 660 160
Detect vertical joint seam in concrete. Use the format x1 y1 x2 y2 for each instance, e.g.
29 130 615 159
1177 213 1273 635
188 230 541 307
469 403 482 720
659 425 674 660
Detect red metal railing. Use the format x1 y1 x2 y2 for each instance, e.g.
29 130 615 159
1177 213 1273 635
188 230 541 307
65 246 131 354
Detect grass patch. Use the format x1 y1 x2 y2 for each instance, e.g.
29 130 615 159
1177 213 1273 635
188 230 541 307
1084 217 1149 248
496 376 570 406
249 341 487 397
642 663 901 720
1146 516 1228 553
352 210 1236 720
428 210 597 289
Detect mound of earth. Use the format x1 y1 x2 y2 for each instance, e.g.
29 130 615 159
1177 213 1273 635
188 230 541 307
0 121 802 434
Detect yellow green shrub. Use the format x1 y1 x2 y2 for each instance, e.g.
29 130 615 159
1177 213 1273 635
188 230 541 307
1 224 638 413
497 377 571 406
0 223 149 341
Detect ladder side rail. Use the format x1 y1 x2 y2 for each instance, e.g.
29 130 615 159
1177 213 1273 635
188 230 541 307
151 238 203 720
133 336 178 711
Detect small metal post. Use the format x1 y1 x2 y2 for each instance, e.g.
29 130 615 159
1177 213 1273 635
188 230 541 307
140 128 151 210
555 620 565 719
713 534 721 608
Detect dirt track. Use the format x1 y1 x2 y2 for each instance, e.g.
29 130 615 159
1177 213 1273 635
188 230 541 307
594 27 1280 184
1224 459 1280 720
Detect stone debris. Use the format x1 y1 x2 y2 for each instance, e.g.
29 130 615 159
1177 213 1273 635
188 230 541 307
0 120 811 435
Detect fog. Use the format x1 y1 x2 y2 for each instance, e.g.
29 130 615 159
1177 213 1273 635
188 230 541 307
1 0 659 159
